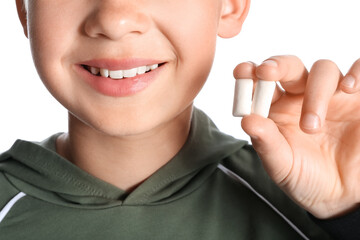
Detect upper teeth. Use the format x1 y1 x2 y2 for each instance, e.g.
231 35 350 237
89 64 159 79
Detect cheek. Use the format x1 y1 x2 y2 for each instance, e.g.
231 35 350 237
27 3 83 105
175 23 218 105
154 2 220 99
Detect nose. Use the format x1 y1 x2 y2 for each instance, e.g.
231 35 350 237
84 1 151 40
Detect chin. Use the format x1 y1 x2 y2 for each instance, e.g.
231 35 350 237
69 98 192 139
88 114 166 138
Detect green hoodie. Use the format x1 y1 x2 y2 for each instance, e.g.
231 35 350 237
0 108 331 240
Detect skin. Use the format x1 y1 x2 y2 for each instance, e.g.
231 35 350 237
15 0 250 191
235 57 360 218
16 0 360 219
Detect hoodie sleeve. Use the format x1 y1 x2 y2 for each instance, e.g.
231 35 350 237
309 209 360 240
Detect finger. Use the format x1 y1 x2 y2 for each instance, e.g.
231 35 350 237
256 55 309 95
341 58 360 94
300 60 342 134
233 61 257 80
233 62 283 103
241 115 293 184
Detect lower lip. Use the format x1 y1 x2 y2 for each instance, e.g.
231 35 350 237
75 64 164 97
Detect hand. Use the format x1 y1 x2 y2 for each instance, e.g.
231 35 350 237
234 55 360 219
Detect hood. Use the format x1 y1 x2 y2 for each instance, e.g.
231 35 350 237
0 108 246 208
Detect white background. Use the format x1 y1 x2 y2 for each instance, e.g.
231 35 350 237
1 0 360 152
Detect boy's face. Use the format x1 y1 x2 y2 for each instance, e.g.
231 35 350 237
18 0 249 137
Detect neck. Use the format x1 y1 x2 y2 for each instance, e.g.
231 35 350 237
56 106 193 192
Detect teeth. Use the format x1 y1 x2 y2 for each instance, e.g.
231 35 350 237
123 68 138 78
89 64 161 79
100 68 109 78
150 64 158 70
91 67 100 75
137 66 147 75
109 70 123 79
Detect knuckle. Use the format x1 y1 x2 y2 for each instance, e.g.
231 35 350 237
313 59 338 69
354 58 360 67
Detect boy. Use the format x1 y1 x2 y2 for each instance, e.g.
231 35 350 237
1 0 359 239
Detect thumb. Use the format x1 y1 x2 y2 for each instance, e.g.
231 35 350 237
241 115 293 185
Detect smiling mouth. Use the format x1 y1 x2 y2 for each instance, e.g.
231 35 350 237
82 63 165 80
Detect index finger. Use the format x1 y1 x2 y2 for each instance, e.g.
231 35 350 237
256 55 309 95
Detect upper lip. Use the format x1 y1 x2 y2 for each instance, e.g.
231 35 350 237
78 58 165 70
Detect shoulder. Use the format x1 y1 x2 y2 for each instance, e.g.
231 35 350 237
0 144 27 211
0 171 22 210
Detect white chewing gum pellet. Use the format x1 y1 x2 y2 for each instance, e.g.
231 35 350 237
233 79 253 117
251 80 276 118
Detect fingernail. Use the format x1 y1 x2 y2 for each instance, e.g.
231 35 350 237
261 60 278 68
302 113 320 130
342 75 355 89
